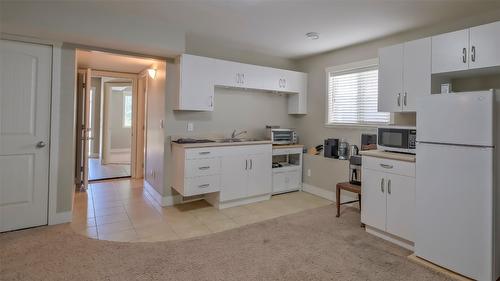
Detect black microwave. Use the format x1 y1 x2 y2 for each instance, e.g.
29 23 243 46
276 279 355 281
377 126 416 154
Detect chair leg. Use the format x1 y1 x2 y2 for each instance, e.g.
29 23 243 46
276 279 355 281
336 186 340 217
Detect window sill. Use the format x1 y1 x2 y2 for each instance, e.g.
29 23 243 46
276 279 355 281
324 123 384 130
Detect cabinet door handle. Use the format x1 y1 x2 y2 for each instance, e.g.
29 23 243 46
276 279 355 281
198 184 210 188
245 159 248 170
403 92 407 106
283 79 286 88
250 159 253 170
199 151 210 155
380 178 385 193
471 46 476 62
198 166 210 170
387 179 391 194
397 93 401 107
380 164 393 169
210 96 213 107
462 47 467 64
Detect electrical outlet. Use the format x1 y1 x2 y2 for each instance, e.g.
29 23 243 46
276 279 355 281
187 122 194 132
307 169 311 177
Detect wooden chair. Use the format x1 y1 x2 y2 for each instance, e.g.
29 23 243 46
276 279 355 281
335 182 361 218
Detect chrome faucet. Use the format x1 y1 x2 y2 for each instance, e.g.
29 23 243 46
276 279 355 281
231 130 247 139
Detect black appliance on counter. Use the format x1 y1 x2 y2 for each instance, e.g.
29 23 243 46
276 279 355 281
349 155 362 186
324 138 339 159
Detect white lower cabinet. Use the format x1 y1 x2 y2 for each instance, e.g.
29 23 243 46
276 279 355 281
172 144 272 206
361 156 415 243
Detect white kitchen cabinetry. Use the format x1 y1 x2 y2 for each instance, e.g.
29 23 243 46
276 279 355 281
361 156 415 245
469 21 500 70
271 146 303 194
378 44 404 112
175 54 307 114
432 21 500 73
378 37 431 112
174 54 215 111
432 29 469 74
172 144 272 207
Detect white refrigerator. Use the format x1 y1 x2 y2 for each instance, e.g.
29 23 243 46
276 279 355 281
415 90 499 281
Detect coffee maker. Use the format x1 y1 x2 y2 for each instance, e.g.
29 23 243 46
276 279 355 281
324 138 339 159
349 153 362 186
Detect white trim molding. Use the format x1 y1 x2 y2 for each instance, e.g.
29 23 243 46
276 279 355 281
144 181 182 207
302 183 356 203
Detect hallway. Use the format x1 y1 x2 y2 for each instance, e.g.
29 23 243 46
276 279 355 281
88 158 130 181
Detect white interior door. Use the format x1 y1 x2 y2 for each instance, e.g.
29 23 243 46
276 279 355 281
0 40 52 232
83 68 91 188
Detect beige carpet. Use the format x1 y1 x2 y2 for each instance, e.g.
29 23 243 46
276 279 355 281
0 205 451 281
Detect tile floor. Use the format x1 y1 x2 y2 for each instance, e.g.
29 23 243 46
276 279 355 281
88 158 131 181
71 179 333 242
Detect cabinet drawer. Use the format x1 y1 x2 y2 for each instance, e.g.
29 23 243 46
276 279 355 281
363 156 415 177
184 175 220 196
185 158 221 177
186 148 220 159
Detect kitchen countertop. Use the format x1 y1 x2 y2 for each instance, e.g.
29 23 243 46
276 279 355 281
171 140 272 148
272 144 304 149
360 150 416 162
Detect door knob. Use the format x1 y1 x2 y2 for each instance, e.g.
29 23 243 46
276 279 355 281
36 141 46 148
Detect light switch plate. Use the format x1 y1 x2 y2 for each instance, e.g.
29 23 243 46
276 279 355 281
187 122 194 132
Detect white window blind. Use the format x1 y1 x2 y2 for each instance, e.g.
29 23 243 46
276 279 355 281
327 65 389 125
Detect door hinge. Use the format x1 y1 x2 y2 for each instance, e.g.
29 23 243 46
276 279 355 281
82 82 86 88
80 166 84 172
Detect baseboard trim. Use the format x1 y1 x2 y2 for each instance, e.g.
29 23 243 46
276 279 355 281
365 225 414 251
217 194 271 209
144 181 183 207
302 183 354 203
48 211 72 225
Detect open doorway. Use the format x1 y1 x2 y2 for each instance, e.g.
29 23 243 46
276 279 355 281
88 77 133 180
75 50 159 188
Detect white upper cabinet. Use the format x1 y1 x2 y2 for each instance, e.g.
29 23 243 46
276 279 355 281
378 44 404 112
214 60 262 90
403 38 432 112
176 54 307 114
175 54 215 111
378 37 431 112
432 29 469 74
469 21 500 70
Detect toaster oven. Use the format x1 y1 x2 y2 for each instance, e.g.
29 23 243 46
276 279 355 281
266 128 297 145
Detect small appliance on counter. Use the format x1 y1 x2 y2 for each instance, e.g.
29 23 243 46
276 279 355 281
266 126 297 145
361 134 377 151
338 139 349 160
377 126 416 154
349 154 362 186
324 138 339 158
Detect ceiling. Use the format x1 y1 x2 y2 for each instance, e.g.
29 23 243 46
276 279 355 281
77 50 159 73
112 0 500 58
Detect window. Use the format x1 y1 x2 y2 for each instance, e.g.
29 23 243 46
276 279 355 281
123 92 132 128
326 61 390 126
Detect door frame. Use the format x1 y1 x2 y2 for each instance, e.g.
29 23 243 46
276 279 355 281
0 34 65 225
91 70 142 179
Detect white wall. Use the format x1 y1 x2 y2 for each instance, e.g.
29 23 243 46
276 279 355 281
145 63 166 195
0 1 185 57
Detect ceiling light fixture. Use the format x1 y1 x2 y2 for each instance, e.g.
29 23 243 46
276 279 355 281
306 32 320 40
148 68 157 79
